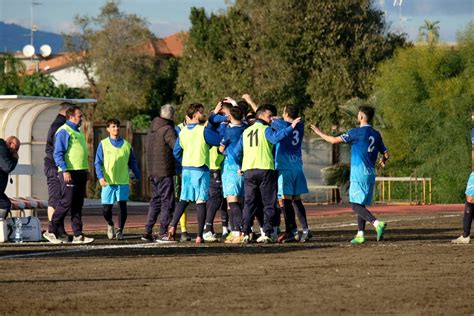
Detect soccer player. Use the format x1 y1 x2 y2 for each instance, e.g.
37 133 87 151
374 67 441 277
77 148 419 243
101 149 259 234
95 119 141 240
219 106 246 243
452 172 474 244
203 101 232 242
47 106 93 244
272 105 311 243
452 128 474 244
234 105 301 243
310 105 389 244
167 103 220 244
175 117 192 241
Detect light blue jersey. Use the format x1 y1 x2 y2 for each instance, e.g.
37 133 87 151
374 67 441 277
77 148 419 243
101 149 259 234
340 125 387 184
465 172 474 197
272 119 304 171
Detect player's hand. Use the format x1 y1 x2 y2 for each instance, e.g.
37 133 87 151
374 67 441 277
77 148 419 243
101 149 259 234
291 117 302 128
63 171 72 183
309 124 321 134
99 178 108 187
131 178 139 185
379 153 389 168
223 96 237 106
237 169 243 176
214 101 222 114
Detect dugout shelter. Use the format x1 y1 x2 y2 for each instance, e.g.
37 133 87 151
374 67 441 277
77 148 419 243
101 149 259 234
0 95 96 200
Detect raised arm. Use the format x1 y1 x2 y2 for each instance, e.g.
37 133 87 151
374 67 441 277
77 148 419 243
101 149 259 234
309 124 344 144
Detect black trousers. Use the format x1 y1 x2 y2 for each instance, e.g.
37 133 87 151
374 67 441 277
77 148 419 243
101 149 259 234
242 169 277 236
49 170 88 236
145 176 175 236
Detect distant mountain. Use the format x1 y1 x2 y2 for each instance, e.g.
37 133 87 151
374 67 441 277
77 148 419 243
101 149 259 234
0 22 64 54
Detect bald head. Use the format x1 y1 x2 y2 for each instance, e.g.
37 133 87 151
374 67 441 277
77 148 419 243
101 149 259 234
5 136 20 154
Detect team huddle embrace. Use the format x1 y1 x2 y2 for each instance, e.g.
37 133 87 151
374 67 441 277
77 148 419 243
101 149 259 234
41 94 392 245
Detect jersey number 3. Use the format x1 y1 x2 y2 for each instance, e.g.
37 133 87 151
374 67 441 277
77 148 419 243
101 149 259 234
292 130 300 146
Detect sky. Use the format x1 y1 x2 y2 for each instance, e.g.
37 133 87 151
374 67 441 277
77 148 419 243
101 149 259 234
0 0 472 42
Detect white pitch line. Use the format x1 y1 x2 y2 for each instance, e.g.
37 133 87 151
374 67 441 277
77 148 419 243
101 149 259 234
0 242 182 259
316 213 460 229
0 214 462 259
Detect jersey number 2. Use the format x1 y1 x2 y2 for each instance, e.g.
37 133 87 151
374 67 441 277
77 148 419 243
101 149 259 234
368 136 375 153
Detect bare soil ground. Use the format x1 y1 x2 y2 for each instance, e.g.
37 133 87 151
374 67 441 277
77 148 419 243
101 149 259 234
0 209 472 315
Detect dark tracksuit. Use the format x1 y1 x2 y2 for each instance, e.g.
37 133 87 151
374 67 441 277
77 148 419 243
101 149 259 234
144 117 177 237
50 121 88 237
0 139 18 216
44 114 67 234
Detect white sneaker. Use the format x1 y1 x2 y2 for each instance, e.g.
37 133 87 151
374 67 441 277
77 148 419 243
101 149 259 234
203 231 218 242
107 224 115 240
452 235 470 244
72 235 94 244
43 232 63 244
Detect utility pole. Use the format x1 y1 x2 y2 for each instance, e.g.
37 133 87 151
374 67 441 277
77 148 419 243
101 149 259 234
30 0 41 49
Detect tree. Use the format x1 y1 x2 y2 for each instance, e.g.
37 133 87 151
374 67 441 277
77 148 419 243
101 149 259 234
63 1 159 120
374 36 472 202
0 53 25 94
176 0 407 129
418 19 440 48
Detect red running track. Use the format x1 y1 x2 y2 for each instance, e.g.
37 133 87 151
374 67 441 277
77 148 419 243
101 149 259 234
39 203 464 233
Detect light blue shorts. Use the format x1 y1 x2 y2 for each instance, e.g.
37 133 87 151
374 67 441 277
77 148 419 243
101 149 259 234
465 172 474 197
222 163 244 198
101 184 129 204
181 169 210 201
349 181 374 205
277 169 309 198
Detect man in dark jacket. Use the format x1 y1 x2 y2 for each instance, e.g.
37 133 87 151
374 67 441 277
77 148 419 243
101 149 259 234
0 136 20 218
142 104 178 242
43 102 71 240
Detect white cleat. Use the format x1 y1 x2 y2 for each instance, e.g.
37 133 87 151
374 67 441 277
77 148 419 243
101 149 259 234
107 224 115 240
452 235 470 244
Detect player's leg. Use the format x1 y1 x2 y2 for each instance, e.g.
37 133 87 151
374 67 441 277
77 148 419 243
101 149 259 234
241 170 259 242
277 170 297 243
168 170 192 240
292 169 311 242
203 170 222 241
349 181 385 243
258 170 277 243
175 174 190 241
452 194 474 244
195 169 211 244
143 176 161 241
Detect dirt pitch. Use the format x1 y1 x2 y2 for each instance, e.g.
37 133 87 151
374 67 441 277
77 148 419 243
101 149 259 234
0 209 473 315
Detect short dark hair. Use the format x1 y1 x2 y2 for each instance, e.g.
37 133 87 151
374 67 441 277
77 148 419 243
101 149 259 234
222 102 233 111
66 105 81 119
237 100 250 115
106 118 120 127
230 106 243 121
186 103 204 118
359 105 375 123
256 105 274 118
284 105 299 119
262 103 278 116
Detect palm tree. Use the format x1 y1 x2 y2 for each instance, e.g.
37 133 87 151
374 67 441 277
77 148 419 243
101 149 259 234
418 19 440 48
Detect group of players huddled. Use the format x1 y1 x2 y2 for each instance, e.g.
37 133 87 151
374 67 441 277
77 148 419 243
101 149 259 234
137 94 389 245
42 94 474 245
